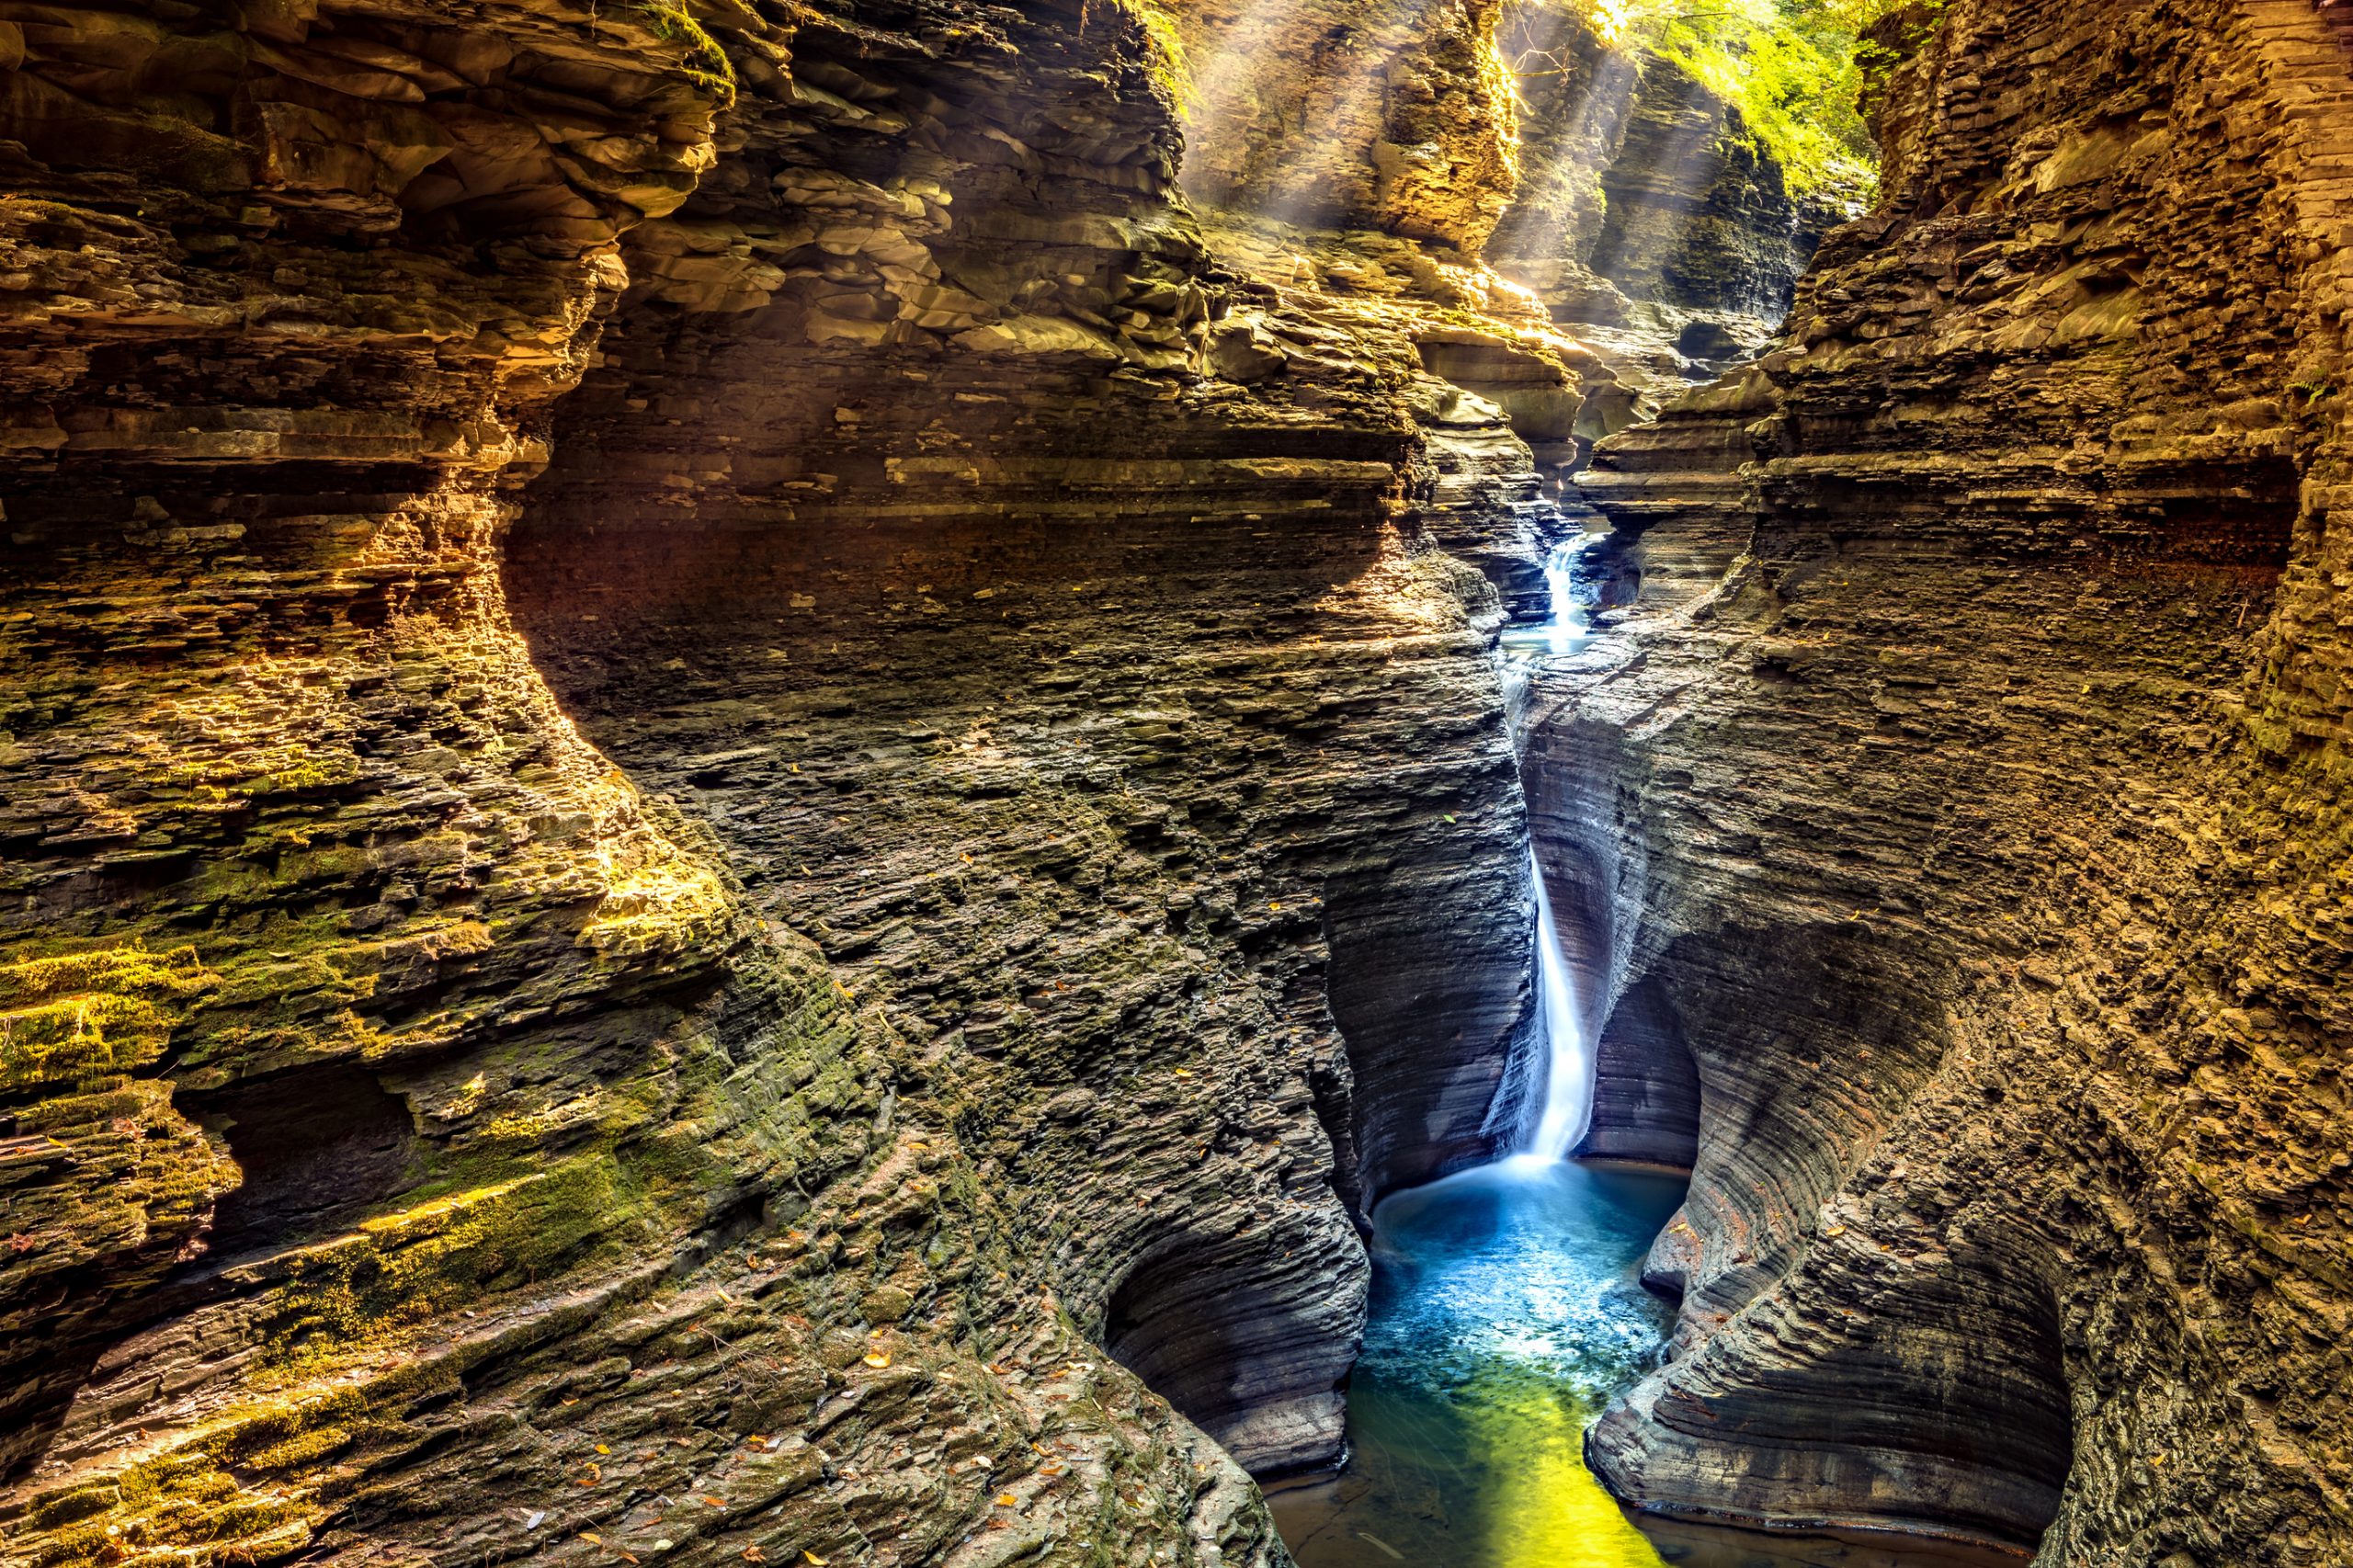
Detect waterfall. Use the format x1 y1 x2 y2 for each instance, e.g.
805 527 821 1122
1534 537 1590 654
1518 849 1592 1160
1496 528 1599 1162
1498 532 1595 662
1540 537 1587 655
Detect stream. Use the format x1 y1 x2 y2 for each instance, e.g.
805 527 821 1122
1266 1156 1686 1568
1268 539 2027 1568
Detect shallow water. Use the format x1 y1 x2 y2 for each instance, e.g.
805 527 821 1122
1268 1159 2025 1568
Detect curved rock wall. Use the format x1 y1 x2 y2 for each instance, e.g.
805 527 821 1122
1547 1 2353 1562
18 0 2353 1562
506 0 1545 1453
0 0 819 1495
0 0 1548 1562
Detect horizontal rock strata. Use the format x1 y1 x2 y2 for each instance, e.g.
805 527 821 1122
1544 1 2353 1562
1487 6 1850 377
1161 0 1520 252
0 0 1552 1562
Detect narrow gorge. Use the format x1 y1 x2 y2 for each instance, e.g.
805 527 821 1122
1 3 2347 1568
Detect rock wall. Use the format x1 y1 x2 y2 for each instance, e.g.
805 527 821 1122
1488 6 1849 370
0 0 827 1504
1159 0 1520 253
17 0 2353 1564
1548 1 2353 1562
0 0 1545 1562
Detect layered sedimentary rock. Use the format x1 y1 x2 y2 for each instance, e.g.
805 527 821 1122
1159 0 1520 252
1545 2 2353 1562
16 0 2353 1564
510 0 1550 1478
0 0 1545 1563
1165 0 1844 381
1488 4 1849 374
0 0 816 1499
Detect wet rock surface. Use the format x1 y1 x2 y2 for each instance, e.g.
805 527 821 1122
1539 2 2353 1562
0 0 1544 1562
4 0 2352 1566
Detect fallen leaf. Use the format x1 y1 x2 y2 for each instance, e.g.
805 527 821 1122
863 1351 892 1369
581 1534 603 1546
703 1496 727 1508
803 1552 829 1565
595 1445 610 1456
745 1551 767 1563
995 1494 1017 1507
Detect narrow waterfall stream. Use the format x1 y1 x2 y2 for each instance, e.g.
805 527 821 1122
1519 844 1591 1163
1268 544 2028 1568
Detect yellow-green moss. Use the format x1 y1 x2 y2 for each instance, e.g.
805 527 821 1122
0 944 217 1092
637 0 738 99
1122 0 1196 114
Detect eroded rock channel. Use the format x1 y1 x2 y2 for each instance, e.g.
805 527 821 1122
2 2 2349 1568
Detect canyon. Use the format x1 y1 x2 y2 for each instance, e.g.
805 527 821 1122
1 2 2348 1568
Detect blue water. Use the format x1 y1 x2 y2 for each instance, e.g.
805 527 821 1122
1269 1158 1687 1568
1268 1159 2025 1568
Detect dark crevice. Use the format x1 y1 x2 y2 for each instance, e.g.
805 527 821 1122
179 1063 422 1267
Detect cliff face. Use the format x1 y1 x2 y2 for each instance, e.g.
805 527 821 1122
1159 0 1521 253
509 0 1544 1476
1160 0 1842 379
1487 4 1850 369
1551 1 2353 1562
0 0 1542 1563
0 0 813 1496
11 0 2353 1565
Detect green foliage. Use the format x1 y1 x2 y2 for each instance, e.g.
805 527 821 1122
1583 0 1939 197
1089 0 1194 114
637 0 737 98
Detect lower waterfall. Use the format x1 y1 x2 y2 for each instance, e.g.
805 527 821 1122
1269 530 2018 1568
1518 847 1593 1161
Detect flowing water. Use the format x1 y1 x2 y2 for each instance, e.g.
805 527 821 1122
1497 536 1597 662
1521 849 1590 1160
1267 1158 1688 1568
1268 539 2025 1568
1265 1158 2028 1568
